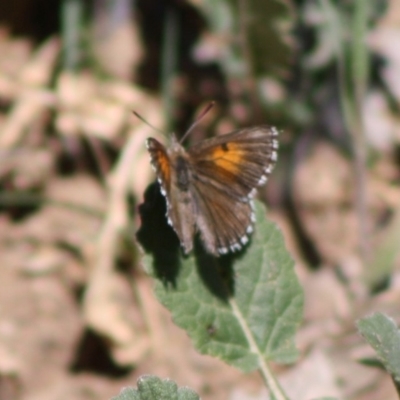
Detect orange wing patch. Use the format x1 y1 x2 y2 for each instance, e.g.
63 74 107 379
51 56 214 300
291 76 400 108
146 138 172 192
206 143 246 174
155 150 172 190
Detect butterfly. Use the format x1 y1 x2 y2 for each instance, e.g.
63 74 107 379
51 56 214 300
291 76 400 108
146 125 279 256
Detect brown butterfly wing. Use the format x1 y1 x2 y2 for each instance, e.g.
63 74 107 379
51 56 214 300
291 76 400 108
188 126 278 201
191 177 254 255
146 137 196 254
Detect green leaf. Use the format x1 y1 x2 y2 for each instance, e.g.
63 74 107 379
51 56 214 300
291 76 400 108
357 313 400 384
112 387 138 400
111 376 199 400
137 186 303 372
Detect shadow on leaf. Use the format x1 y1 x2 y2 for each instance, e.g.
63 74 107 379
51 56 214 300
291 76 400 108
136 182 181 287
193 239 236 302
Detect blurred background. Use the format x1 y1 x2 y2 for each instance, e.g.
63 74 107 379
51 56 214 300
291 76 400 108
0 0 399 399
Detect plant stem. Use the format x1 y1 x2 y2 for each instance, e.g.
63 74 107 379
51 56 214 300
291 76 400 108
61 0 84 70
237 0 264 121
229 297 290 400
320 0 370 263
350 0 370 262
161 5 179 132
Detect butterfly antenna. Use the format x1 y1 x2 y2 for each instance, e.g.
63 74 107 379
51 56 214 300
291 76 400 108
132 111 166 135
179 101 215 144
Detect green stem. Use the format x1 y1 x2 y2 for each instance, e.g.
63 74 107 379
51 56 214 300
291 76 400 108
161 6 179 132
350 0 370 261
237 0 263 121
320 0 370 262
229 297 290 400
61 0 84 70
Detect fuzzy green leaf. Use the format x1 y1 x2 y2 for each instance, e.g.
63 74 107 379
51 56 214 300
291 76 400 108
111 376 199 400
357 312 400 384
137 186 303 372
112 387 138 400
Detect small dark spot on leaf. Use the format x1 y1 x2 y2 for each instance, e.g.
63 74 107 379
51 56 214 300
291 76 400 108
206 324 217 337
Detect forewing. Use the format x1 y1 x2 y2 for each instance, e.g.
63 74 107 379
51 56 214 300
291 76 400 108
188 126 278 200
146 137 195 254
192 178 254 256
146 137 172 196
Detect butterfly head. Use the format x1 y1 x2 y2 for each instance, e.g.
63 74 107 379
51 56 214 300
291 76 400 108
169 133 186 153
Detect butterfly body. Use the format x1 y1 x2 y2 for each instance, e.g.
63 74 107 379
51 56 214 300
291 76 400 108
146 126 278 256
